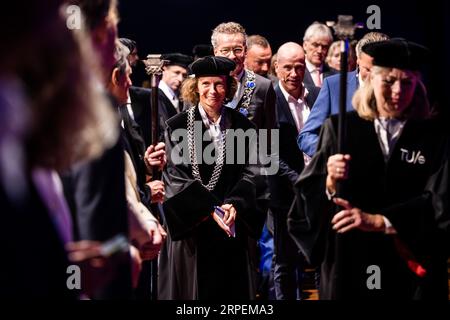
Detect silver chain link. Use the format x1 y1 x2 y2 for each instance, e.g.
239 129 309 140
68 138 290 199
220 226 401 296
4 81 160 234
187 106 226 191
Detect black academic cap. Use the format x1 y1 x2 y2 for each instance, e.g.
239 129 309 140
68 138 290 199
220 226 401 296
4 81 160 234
189 56 235 77
192 44 214 58
161 53 193 69
362 38 430 71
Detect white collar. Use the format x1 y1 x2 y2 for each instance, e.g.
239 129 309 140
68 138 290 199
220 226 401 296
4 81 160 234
278 81 309 104
159 80 178 101
306 59 322 73
198 103 223 128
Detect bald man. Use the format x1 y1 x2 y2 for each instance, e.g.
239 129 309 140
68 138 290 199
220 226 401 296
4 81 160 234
270 42 320 300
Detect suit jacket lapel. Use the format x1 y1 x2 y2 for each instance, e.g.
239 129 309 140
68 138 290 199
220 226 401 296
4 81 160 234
275 85 296 127
158 89 178 117
129 88 144 120
305 90 316 110
348 70 359 93
303 69 315 89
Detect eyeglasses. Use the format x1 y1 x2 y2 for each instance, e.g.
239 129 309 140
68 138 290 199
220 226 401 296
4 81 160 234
218 46 245 56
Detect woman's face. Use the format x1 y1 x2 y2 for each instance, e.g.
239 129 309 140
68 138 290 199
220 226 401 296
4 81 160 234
197 76 227 111
372 68 418 118
328 46 341 70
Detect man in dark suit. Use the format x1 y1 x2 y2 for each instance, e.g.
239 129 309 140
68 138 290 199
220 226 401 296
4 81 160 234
298 32 390 157
270 42 319 299
302 22 334 96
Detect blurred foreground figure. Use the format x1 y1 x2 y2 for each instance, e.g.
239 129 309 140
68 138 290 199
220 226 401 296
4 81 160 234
0 0 121 298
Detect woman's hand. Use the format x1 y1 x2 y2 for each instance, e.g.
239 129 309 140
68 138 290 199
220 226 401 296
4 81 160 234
331 197 385 233
221 204 236 226
326 154 351 194
211 204 236 237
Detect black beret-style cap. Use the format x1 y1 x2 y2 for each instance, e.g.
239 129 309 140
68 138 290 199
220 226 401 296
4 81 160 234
192 44 214 58
189 56 236 77
362 38 430 71
161 53 193 69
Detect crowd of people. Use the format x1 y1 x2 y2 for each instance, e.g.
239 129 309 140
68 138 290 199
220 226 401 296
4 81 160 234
1 0 449 300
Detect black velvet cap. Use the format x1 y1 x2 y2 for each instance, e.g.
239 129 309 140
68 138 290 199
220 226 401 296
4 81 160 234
161 53 193 69
192 44 214 58
189 56 235 77
362 38 430 71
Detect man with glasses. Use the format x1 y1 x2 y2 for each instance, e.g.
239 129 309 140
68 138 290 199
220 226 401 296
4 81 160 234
211 22 276 131
302 22 333 92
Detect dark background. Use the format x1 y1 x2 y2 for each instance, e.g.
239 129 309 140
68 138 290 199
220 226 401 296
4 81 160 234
118 0 450 119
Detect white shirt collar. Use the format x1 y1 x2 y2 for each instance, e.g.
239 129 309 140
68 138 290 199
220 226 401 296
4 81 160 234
374 117 406 161
159 80 178 102
198 104 226 150
198 103 223 127
126 95 135 120
306 59 322 73
278 81 309 104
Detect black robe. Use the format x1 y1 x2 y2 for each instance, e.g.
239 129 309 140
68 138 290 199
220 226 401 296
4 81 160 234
158 106 265 300
288 111 449 299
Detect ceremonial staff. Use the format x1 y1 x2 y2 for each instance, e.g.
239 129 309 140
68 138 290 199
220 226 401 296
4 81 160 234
327 16 363 160
141 54 166 300
326 16 362 298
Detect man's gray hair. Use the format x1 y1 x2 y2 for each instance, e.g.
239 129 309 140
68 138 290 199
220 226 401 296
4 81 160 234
211 22 247 48
114 42 130 76
303 22 333 42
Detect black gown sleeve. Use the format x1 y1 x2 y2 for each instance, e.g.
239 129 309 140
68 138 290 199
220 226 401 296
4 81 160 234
223 133 262 238
288 118 337 266
382 139 450 257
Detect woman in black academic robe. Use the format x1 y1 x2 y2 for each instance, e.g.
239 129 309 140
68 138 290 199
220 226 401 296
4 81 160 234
158 56 264 300
289 39 450 299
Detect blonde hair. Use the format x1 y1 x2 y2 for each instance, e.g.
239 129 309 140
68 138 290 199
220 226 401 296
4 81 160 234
352 66 430 121
355 32 389 58
211 22 247 48
181 76 237 106
22 6 118 170
326 41 341 66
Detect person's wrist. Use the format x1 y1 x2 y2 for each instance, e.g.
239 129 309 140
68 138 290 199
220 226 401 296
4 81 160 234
373 214 386 232
326 175 336 195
